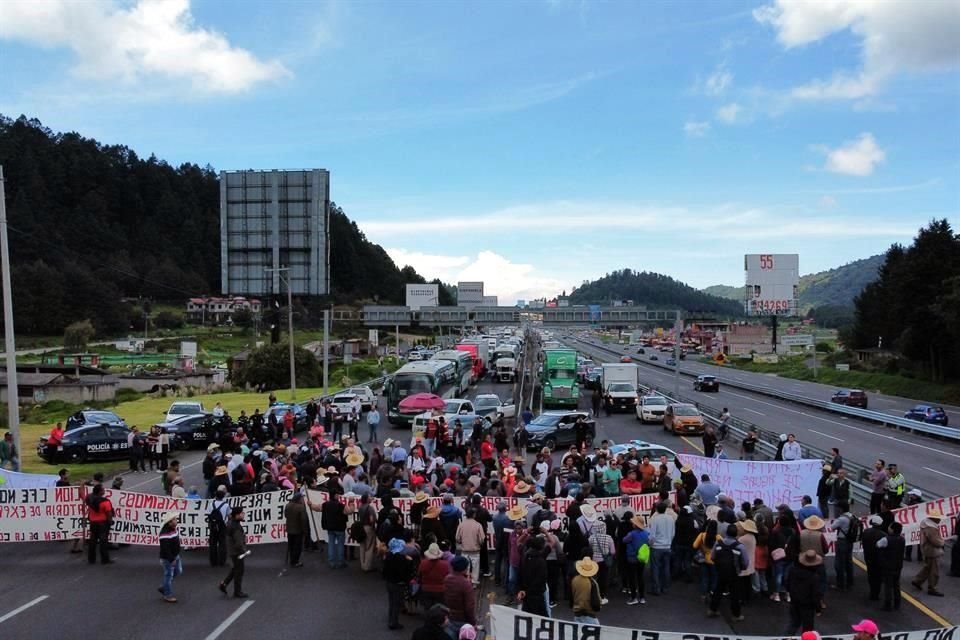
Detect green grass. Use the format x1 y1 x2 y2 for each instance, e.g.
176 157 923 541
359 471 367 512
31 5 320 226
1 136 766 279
704 357 960 404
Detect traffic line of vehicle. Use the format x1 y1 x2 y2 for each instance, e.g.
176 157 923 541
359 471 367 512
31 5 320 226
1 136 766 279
808 429 844 442
850 558 952 626
922 466 960 482
0 595 48 625
203 600 255 640
742 408 765 416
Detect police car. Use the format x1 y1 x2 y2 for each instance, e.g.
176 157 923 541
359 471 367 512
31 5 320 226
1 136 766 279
156 413 215 450
38 423 145 464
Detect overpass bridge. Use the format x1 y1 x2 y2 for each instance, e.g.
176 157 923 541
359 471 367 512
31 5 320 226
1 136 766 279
358 305 681 328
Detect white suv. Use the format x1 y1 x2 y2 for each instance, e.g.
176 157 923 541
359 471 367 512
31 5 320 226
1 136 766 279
346 386 376 411
636 394 669 423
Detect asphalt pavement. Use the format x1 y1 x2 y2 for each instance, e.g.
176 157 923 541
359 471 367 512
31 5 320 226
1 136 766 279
570 340 960 499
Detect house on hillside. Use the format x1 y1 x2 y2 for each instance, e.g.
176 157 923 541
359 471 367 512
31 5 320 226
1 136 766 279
186 297 262 324
0 364 117 404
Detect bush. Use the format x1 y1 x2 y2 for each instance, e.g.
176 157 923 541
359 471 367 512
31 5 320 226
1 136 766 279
815 341 834 353
64 319 95 352
153 311 184 330
232 342 320 389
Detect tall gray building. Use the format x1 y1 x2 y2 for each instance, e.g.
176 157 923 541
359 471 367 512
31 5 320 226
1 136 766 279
220 169 330 296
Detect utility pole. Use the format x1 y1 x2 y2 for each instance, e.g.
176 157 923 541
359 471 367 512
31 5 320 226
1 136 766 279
265 267 296 401
673 308 682 398
323 309 330 396
0 166 20 461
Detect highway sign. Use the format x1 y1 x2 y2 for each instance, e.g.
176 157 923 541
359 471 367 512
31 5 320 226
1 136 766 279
780 334 814 347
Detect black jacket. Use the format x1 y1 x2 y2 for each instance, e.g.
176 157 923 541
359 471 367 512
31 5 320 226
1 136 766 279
226 520 247 557
519 550 549 616
861 525 886 563
321 498 348 532
158 526 181 561
788 562 823 609
878 534 905 574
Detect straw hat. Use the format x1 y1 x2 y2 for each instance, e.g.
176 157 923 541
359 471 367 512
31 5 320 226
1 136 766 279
207 443 220 452
424 505 441 519
580 504 597 522
740 519 758 534
925 508 944 520
799 549 823 567
507 505 527 521
161 512 179 526
414 491 429 504
513 481 531 495
575 557 599 577
345 453 364 467
803 515 825 531
705 505 720 521
424 543 442 560
383 439 394 447
821 464 832 472
324 466 339 476
631 515 646 529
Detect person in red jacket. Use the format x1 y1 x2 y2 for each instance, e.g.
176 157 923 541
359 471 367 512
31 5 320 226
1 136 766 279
85 484 114 565
418 543 452 611
480 435 496 475
46 422 65 460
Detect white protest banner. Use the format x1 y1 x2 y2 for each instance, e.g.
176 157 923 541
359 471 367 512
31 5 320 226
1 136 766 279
0 468 59 489
489 604 958 640
677 454 820 510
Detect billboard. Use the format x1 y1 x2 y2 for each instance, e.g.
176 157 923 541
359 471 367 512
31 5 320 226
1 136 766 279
457 281 484 306
482 295 498 306
780 334 813 347
744 254 799 316
405 284 439 310
220 169 330 296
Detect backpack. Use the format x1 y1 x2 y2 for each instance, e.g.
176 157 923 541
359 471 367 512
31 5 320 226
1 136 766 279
636 542 650 564
712 540 741 578
844 515 864 543
206 502 226 535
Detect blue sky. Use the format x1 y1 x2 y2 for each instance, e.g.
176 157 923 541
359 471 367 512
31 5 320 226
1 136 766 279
1 0 958 304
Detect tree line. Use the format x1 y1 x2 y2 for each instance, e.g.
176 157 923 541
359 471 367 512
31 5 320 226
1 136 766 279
569 268 744 316
0 115 443 336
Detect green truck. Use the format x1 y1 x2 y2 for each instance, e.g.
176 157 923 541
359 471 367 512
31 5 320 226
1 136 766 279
541 348 580 408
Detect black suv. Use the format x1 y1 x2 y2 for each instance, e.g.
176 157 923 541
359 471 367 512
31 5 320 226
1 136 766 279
524 411 596 451
693 375 719 392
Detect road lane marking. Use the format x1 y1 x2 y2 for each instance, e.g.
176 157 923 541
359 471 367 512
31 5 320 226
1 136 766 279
204 600 255 640
743 408 765 416
852 558 951 626
923 466 960 482
808 429 844 442
681 437 703 454
723 390 960 460
0 595 48 625
124 458 204 491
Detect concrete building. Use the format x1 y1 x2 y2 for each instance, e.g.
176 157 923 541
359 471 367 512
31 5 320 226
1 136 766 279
457 282 484 307
186 296 262 324
1 365 117 405
220 169 330 297
717 323 773 356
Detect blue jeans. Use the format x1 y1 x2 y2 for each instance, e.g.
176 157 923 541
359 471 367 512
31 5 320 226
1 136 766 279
651 548 672 594
575 615 599 625
507 565 519 596
699 562 717 595
834 546 853 590
160 557 182 596
773 559 791 594
328 531 346 568
368 422 379 442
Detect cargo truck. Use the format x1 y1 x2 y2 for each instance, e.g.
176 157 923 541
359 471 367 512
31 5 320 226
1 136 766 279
496 357 517 383
541 349 579 409
601 362 639 414
457 340 490 378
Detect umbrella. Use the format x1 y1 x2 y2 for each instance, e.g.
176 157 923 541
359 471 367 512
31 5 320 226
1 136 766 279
399 393 445 412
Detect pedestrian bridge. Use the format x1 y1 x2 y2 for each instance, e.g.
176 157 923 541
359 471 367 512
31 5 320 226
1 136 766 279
359 305 680 327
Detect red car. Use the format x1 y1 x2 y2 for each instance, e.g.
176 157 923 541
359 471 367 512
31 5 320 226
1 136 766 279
831 389 868 409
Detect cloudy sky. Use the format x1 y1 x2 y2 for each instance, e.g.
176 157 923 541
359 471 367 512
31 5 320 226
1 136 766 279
1 0 958 304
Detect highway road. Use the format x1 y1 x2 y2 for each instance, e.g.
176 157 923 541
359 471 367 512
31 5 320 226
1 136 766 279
568 339 960 500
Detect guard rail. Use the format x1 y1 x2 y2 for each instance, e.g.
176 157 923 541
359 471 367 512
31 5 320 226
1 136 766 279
581 339 960 442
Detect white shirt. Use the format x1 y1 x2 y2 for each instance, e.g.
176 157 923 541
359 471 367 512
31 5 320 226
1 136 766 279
213 406 225 418
782 441 802 460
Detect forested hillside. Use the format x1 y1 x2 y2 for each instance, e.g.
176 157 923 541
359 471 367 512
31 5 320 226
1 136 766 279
569 269 743 316
0 115 436 335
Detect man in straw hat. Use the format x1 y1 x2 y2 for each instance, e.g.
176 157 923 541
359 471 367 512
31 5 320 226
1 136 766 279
571 557 603 624
785 549 824 634
158 512 182 603
911 508 946 596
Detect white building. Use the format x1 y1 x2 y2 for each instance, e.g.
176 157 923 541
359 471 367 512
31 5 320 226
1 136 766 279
186 297 262 324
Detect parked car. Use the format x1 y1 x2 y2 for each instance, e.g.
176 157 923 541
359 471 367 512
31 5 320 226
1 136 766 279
693 375 720 392
666 358 677 366
608 439 678 461
525 411 596 451
165 401 205 423
830 389 868 409
903 405 949 426
636 347 646 354
263 403 310 432
65 409 127 432
157 413 215 449
473 393 516 420
585 367 604 390
345 386 376 411
649 354 659 361
330 393 359 414
620 355 633 363
444 399 475 415
663 403 705 435
636 394 669 423
38 423 145 464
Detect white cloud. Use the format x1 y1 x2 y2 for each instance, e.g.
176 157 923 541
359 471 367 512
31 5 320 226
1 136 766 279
384 249 567 304
0 0 290 93
817 132 886 177
819 195 838 208
715 102 742 124
704 67 733 95
684 120 711 137
754 0 960 100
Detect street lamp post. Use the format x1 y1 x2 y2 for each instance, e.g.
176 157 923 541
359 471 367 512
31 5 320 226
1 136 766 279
0 166 20 461
265 267 296 402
